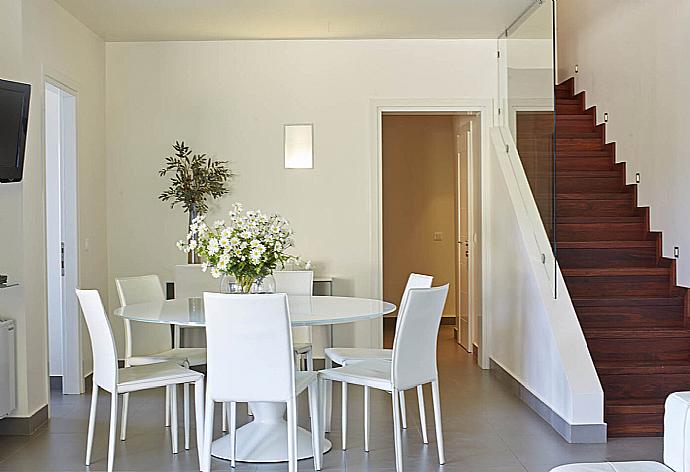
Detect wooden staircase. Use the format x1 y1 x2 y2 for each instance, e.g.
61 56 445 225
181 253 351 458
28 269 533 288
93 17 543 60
555 78 690 437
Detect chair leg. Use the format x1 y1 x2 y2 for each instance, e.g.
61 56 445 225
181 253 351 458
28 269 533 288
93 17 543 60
107 392 118 472
165 385 171 427
184 383 190 450
202 394 214 472
228 401 237 468
324 356 333 432
319 377 328 446
308 382 322 471
194 379 205 469
399 390 408 429
221 402 228 432
85 383 99 466
171 384 179 454
341 381 348 450
364 385 370 452
307 350 314 371
119 392 129 441
431 380 445 465
287 399 298 472
391 389 404 472
417 384 428 444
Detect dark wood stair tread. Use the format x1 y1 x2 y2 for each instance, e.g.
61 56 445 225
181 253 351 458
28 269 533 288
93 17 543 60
584 327 690 339
572 297 684 307
597 361 690 376
557 192 632 200
559 240 653 248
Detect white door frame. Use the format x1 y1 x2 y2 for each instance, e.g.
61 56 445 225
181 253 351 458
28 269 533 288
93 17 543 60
370 99 493 369
43 73 83 395
454 117 475 353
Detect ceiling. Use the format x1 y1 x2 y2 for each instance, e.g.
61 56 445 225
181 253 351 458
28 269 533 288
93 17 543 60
53 0 535 42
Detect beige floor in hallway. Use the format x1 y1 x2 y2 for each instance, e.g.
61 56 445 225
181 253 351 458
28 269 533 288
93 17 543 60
0 327 663 471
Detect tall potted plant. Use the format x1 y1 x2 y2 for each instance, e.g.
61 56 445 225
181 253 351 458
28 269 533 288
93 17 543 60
159 141 234 262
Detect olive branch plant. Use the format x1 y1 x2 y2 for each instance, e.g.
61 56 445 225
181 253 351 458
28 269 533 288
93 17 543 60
158 141 234 215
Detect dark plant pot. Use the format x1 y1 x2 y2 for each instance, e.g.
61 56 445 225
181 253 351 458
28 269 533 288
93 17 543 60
187 204 199 264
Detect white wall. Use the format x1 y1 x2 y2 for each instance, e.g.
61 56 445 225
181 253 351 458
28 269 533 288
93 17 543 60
0 0 106 418
487 128 603 433
105 39 498 352
557 0 690 286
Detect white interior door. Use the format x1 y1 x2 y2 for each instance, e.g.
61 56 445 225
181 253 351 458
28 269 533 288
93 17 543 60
455 118 472 352
45 80 81 395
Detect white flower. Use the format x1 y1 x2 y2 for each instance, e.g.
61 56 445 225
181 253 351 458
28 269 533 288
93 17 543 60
219 237 230 247
207 238 220 255
213 220 225 229
210 267 221 278
201 262 209 272
188 239 198 250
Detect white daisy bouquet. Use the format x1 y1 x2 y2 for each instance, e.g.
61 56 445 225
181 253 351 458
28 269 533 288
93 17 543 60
177 203 296 293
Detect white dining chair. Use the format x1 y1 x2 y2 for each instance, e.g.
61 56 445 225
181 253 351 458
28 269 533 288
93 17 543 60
201 292 322 472
273 270 314 371
76 289 205 472
115 275 206 450
319 285 448 472
323 273 433 436
174 264 220 348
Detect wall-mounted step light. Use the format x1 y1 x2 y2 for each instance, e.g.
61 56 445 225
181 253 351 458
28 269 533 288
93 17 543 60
575 64 579 74
675 247 680 258
635 173 641 183
284 124 314 169
604 113 609 123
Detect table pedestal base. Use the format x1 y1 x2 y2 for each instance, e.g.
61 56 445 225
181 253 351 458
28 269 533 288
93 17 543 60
211 401 332 463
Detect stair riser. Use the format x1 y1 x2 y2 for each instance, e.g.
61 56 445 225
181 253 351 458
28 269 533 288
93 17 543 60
565 275 670 298
556 121 598 132
605 415 663 437
601 374 690 400
556 104 583 114
557 223 646 241
556 140 604 152
558 247 657 268
578 313 684 329
589 338 690 363
555 88 574 99
556 176 624 193
557 199 635 217
557 158 613 171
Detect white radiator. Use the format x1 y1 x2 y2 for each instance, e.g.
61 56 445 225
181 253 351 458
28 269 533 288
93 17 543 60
0 319 16 419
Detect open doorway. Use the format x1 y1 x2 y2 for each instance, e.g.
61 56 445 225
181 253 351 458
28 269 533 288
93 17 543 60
381 112 482 358
45 80 82 395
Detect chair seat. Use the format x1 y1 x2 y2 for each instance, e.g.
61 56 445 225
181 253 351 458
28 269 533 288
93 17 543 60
117 362 203 393
295 371 318 395
128 347 207 367
325 347 392 365
550 462 671 472
319 359 393 391
293 342 312 355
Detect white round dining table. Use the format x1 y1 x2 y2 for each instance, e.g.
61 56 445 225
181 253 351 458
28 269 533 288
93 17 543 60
114 295 396 464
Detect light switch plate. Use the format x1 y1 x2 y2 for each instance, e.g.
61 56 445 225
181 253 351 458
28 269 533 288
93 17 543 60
433 232 443 241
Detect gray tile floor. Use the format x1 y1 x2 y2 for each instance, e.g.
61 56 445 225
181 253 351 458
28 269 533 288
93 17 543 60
0 327 663 471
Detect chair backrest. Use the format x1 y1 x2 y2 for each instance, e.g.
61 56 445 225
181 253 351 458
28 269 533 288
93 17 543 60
76 289 118 392
274 270 313 344
175 264 220 299
273 270 313 296
115 275 171 359
203 292 295 402
392 285 449 390
399 273 433 316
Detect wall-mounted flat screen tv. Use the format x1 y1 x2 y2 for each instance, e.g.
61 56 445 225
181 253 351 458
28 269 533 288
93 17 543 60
0 78 31 183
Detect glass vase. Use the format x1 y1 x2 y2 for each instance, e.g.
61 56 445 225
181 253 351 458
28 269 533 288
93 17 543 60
220 274 276 294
